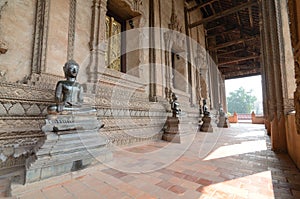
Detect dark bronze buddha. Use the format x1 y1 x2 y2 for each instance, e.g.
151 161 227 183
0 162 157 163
47 60 93 114
171 93 181 117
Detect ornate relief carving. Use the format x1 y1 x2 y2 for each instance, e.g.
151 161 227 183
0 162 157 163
0 80 52 169
0 82 54 102
133 0 143 12
122 0 143 14
0 102 47 117
0 129 44 167
67 0 77 60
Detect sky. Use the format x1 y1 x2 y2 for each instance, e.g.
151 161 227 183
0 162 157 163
225 75 263 113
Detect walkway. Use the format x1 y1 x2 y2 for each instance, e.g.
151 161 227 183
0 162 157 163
10 124 300 198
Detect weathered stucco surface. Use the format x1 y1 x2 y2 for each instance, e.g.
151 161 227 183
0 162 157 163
45 0 70 76
74 0 93 83
0 0 35 82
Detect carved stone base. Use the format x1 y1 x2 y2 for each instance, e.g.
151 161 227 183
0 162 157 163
25 114 111 183
162 117 181 143
217 116 230 128
200 115 213 132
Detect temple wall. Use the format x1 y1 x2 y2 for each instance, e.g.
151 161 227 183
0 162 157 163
0 0 208 177
0 0 36 82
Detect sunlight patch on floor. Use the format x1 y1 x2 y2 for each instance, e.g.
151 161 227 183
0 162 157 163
203 140 267 161
234 130 266 138
199 171 274 199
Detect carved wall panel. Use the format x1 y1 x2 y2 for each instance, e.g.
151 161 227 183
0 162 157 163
0 81 53 169
67 0 77 60
0 71 167 169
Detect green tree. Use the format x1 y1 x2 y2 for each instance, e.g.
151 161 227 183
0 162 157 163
227 87 257 114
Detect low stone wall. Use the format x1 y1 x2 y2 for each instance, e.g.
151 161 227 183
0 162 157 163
251 112 265 124
238 114 251 120
228 112 238 123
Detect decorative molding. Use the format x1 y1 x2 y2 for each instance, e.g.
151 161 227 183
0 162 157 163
31 0 50 74
122 0 143 14
67 0 77 60
0 82 54 103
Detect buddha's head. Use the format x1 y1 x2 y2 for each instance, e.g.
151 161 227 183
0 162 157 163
63 60 79 79
172 93 178 101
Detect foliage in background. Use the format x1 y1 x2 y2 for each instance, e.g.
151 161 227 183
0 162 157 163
227 87 257 114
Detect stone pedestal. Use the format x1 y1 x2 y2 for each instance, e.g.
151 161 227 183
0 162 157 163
162 117 181 143
200 115 213 132
217 115 230 128
25 113 112 183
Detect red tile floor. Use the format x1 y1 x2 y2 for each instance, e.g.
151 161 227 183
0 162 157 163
8 124 300 198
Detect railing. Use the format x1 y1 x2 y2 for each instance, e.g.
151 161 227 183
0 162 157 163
228 112 265 124
237 114 252 120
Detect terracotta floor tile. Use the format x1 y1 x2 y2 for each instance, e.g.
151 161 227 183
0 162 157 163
117 183 145 197
196 178 212 186
10 124 300 199
156 180 173 190
19 190 46 199
41 186 71 199
168 185 186 194
183 174 199 183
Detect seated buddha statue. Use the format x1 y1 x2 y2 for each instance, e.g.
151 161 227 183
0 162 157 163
171 93 181 117
47 60 95 115
203 99 210 116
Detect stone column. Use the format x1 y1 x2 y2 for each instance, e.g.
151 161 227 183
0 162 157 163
261 0 287 151
220 75 227 113
87 0 107 84
271 0 288 151
260 0 271 134
274 0 295 113
149 0 157 102
185 5 194 105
